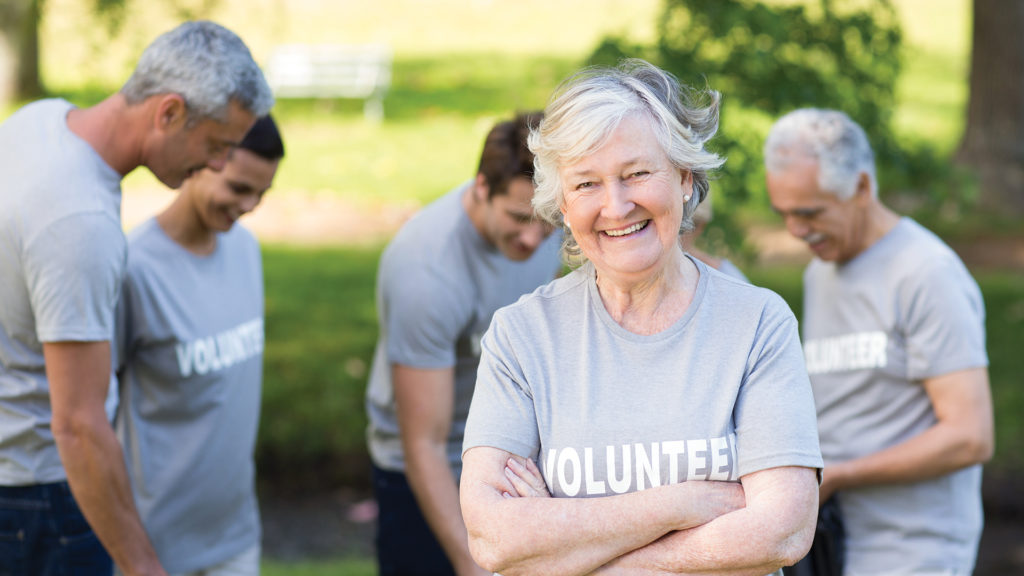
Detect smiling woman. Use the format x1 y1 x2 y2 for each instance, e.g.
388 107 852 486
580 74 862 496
458 59 824 576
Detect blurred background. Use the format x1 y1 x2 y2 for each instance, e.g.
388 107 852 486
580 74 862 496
1 1 1021 574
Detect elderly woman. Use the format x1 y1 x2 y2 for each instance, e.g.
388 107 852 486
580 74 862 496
459 60 822 576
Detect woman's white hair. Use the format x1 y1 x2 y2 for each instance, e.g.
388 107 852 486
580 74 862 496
529 59 724 261
763 108 877 200
121 20 274 122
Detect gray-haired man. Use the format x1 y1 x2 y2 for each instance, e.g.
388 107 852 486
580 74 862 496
0 20 273 575
764 108 993 576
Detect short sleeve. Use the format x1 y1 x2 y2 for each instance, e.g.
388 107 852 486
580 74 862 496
25 212 126 343
734 296 823 478
382 265 471 369
462 312 540 459
901 258 988 380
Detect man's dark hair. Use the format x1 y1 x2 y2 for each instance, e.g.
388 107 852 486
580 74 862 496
477 111 542 200
238 114 285 161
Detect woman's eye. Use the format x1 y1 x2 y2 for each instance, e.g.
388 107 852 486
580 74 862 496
575 181 594 190
631 171 649 178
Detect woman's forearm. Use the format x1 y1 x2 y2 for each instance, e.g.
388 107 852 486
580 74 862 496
461 449 745 576
598 467 819 576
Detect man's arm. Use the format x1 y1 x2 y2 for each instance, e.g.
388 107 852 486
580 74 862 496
393 364 489 576
45 341 167 576
820 367 993 503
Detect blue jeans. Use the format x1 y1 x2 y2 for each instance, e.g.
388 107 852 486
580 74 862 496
0 481 112 576
372 465 456 576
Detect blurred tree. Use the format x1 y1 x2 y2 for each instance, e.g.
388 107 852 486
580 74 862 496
0 0 42 103
657 0 902 208
0 0 213 106
656 0 901 146
956 0 1024 216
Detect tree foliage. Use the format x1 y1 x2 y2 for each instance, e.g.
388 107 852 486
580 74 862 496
587 0 908 254
657 0 901 147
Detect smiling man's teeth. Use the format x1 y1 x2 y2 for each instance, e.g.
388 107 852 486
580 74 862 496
605 220 648 237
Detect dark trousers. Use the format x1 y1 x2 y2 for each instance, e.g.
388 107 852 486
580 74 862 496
0 481 112 576
372 464 456 576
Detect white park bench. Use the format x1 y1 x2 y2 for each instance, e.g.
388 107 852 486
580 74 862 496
264 43 392 121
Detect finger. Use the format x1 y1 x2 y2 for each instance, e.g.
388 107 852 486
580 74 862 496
504 464 540 497
510 457 548 494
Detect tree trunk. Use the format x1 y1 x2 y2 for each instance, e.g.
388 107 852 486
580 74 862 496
955 0 1024 216
0 0 42 106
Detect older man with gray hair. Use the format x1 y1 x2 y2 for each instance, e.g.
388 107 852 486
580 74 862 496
0 20 272 576
764 108 993 576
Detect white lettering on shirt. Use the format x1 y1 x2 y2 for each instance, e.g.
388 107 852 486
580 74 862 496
803 331 888 375
543 434 737 496
175 318 264 378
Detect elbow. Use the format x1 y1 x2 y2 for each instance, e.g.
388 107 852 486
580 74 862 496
965 432 994 466
51 411 92 448
776 521 817 568
769 492 819 570
467 534 504 575
467 531 529 576
463 507 521 575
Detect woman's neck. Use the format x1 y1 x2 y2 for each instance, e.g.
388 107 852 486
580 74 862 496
594 249 698 335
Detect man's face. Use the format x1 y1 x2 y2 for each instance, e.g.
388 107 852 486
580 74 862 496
152 100 256 189
481 176 555 262
185 148 279 233
765 156 868 263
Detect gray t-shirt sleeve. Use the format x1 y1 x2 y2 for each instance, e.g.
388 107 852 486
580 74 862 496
464 316 539 458
383 266 471 369
25 212 125 343
900 257 988 380
734 298 822 478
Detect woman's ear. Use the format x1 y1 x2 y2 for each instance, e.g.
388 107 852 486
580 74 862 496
682 169 694 202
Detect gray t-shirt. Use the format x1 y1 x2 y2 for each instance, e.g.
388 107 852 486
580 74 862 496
718 258 749 283
802 218 988 575
366 182 562 477
115 219 264 573
464 259 822 499
0 99 125 485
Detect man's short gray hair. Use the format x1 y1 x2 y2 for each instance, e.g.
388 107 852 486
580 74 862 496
763 108 876 200
121 20 274 122
529 59 724 261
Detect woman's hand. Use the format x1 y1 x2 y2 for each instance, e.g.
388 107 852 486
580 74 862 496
502 456 551 498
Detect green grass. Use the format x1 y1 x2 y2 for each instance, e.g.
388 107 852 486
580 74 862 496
258 245 381 489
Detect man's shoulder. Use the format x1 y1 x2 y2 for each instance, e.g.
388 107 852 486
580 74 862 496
883 219 972 281
382 186 473 270
495 268 585 321
2 98 72 126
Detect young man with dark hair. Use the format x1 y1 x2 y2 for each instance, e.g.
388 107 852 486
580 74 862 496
366 112 562 576
114 115 283 576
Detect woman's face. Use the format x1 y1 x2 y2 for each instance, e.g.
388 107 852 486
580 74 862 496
559 114 692 280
